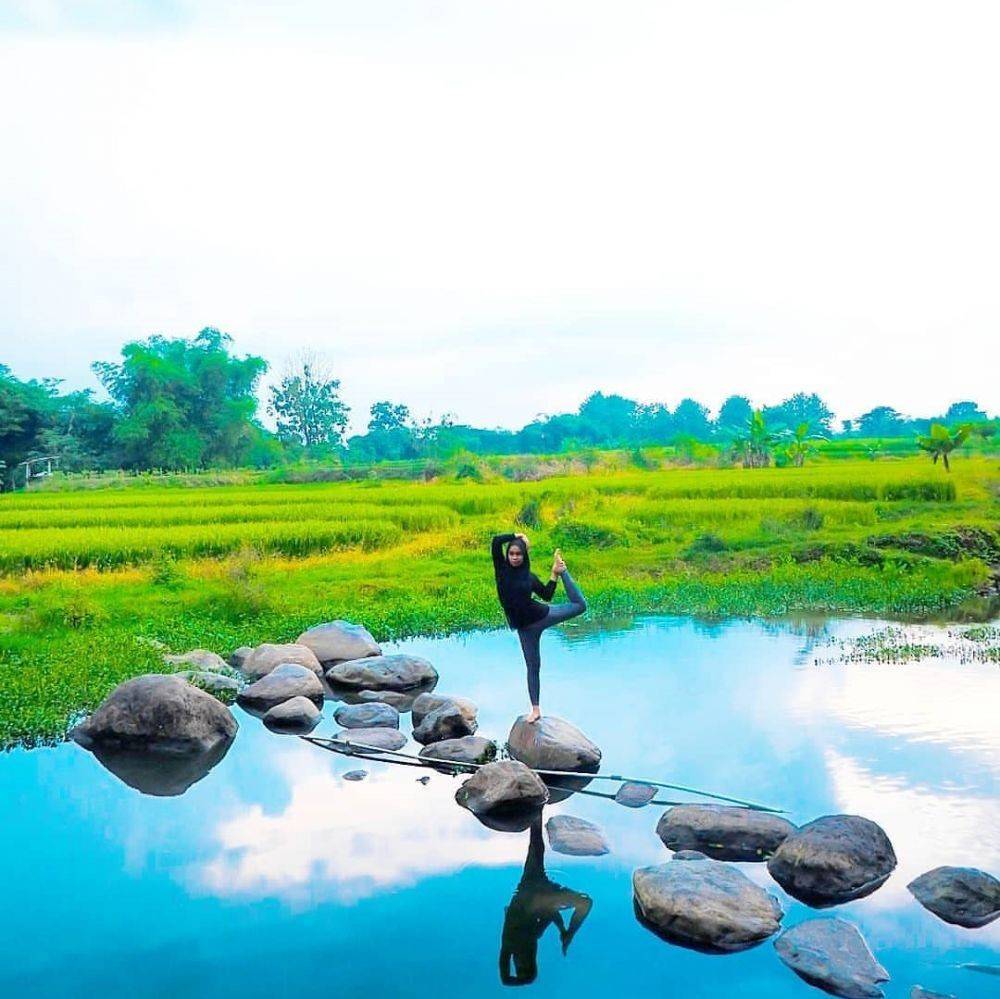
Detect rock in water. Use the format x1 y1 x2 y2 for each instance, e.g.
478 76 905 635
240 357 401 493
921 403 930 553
176 670 242 701
334 702 400 730
616 782 657 808
164 648 229 673
88 741 233 797
297 620 381 664
455 760 548 817
237 663 324 713
326 654 438 691
263 696 321 734
774 918 889 998
242 643 323 680
418 736 496 765
358 689 419 712
767 815 897 905
228 646 253 670
412 702 476 744
633 857 783 952
673 850 709 861
507 715 601 772
907 866 1000 928
71 674 238 755
411 692 478 728
546 814 610 856
657 804 797 862
343 770 368 781
335 728 407 751
910 989 957 999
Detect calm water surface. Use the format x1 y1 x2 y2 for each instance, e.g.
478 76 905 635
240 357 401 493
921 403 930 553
2 616 998 998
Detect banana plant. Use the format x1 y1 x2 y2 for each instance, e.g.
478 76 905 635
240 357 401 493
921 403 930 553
783 422 829 467
916 423 972 471
726 410 781 468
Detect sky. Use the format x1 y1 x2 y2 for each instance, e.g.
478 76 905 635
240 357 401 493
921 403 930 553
1 1 998 435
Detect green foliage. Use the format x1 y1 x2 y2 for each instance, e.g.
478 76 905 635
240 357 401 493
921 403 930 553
515 498 542 529
916 423 972 471
268 355 349 450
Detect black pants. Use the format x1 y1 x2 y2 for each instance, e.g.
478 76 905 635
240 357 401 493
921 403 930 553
516 571 587 706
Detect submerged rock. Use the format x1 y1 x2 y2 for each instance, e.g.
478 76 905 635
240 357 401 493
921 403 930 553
237 663 324 713
455 760 548 817
767 815 897 905
673 850 709 861
297 620 381 664
242 642 322 680
657 804 796 862
164 648 229 673
615 781 657 808
774 918 889 998
412 702 477 744
411 692 478 728
263 696 321 734
335 727 407 751
334 701 400 730
907 866 1000 928
71 674 238 755
507 715 601 772
418 736 496 766
910 989 957 999
327 653 438 691
358 689 419 712
546 814 610 856
633 856 783 952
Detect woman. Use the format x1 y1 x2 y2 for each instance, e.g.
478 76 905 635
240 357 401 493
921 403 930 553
491 530 588 723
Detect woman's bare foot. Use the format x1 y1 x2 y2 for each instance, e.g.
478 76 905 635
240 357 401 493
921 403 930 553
526 706 542 724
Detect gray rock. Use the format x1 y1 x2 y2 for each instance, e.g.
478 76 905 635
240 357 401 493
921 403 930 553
176 670 242 700
333 701 400 729
412 702 476 744
411 692 478 728
228 646 253 670
327 653 438 691
615 781 657 807
297 620 381 664
358 689 419 712
546 814 610 856
164 648 229 673
907 866 1000 928
343 770 368 781
767 815 897 905
418 736 496 765
71 674 238 755
774 918 889 998
910 989 956 999
455 760 548 817
263 696 321 734
334 727 407 751
657 804 797 862
242 642 323 680
237 663 324 713
507 715 601 772
673 850 709 861
633 857 783 952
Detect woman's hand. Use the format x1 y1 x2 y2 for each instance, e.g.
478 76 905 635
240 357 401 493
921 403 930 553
514 532 529 548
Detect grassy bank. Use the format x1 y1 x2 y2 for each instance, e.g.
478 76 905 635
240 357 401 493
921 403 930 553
1 456 997 747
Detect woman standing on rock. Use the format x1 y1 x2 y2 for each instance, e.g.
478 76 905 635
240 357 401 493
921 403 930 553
491 530 588 723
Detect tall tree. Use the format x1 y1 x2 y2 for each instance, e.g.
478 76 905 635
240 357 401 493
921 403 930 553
856 406 907 437
367 401 411 433
672 398 712 438
764 392 834 434
577 391 638 444
944 400 987 424
716 395 753 432
268 351 350 450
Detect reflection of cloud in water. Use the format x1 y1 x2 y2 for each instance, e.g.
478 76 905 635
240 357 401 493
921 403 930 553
823 748 1000 945
195 743 524 905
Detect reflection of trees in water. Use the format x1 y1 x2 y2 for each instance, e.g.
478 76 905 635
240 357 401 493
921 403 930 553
499 816 592 986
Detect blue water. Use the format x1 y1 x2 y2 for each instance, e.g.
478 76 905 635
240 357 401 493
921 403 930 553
2 616 998 998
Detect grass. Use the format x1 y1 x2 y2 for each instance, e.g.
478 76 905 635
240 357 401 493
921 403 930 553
1 455 997 747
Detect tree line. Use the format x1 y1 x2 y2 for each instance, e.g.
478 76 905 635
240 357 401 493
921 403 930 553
0 328 995 486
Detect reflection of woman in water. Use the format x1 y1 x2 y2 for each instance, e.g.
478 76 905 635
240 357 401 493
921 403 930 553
491 531 588 723
499 818 593 986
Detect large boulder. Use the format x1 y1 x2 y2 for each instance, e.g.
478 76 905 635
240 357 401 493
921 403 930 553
327 653 438 691
334 701 400 729
263 696 321 734
411 692 478 728
237 663 324 713
507 715 601 773
455 760 548 817
164 648 229 673
418 736 496 766
358 689 420 712
546 814 610 856
412 702 476 744
906 866 1000 928
297 620 381 664
334 727 407 752
657 804 797 862
633 857 783 952
767 815 897 905
242 643 322 680
71 674 237 755
774 918 890 998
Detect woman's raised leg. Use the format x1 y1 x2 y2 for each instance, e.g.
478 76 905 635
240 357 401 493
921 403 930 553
541 570 588 627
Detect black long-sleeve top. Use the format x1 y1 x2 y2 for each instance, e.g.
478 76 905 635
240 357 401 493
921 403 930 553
492 532 556 629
